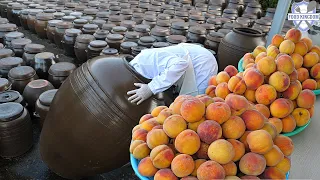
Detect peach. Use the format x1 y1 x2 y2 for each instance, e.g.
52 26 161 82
139 114 154 124
132 125 141 133
310 45 320 57
297 89 316 109
196 142 209 159
294 41 308 56
243 53 254 61
274 135 294 156
268 118 283 134
206 102 231 124
132 129 148 142
152 106 168 117
237 72 244 77
180 97 205 123
311 63 320 79
208 75 218 86
291 53 304 69
212 97 225 102
225 65 238 77
171 154 195 177
197 120 222 144
240 175 260 179
197 95 214 107
205 85 216 97
222 116 246 139
243 68 264 90
154 169 178 180
254 52 267 63
301 37 312 50
244 89 256 103
228 139 245 162
156 108 173 124
138 157 158 177
270 98 293 118
252 46 267 58
171 95 193 115
239 152 266 176
308 105 315 117
180 176 198 180
228 76 247 94
208 139 235 164
255 84 277 105
225 94 250 116
292 108 310 127
130 140 151 159
241 110 266 131
215 82 230 99
276 54 295 75
225 176 241 179
263 145 284 166
289 69 298 82
267 45 280 59
254 104 270 118
303 52 319 68
245 63 255 69
247 130 273 154
191 159 206 177
285 28 302 43
263 167 286 179
147 129 169 149
271 34 284 47
188 118 205 132
282 80 302 100
257 56 276 76
175 129 200 155
261 122 277 139
222 161 237 176
150 145 175 168
239 131 251 152
141 118 160 132
302 79 317 90
275 156 291 173
279 40 295 54
197 160 226 180
243 58 255 69
152 125 163 130
163 115 187 138
216 71 231 84
297 67 310 82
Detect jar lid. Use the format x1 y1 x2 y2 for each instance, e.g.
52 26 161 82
223 8 238 14
188 26 206 35
8 2 20 8
108 15 123 22
134 24 150 32
0 23 17 32
171 21 188 30
27 79 51 89
175 7 188 12
106 34 124 41
28 9 43 15
121 9 133 15
0 78 10 92
140 36 156 43
56 21 73 29
189 9 202 16
167 35 187 44
53 12 65 18
152 1 162 6
24 43 45 53
189 14 205 21
0 90 20 103
201 23 216 30
0 49 13 58
131 46 147 52
223 22 241 29
121 20 136 29
208 6 222 11
83 24 98 30
102 23 116 31
8 66 36 80
61 10 73 15
80 16 94 21
5 32 24 41
145 11 157 17
255 19 272 26
139 3 150 9
88 1 100 7
12 4 25 10
38 89 58 106
76 34 95 43
217 17 231 24
112 26 127 33
65 28 82 37
205 13 216 19
62 15 76 22
95 29 109 35
11 38 32 48
75 5 87 11
144 15 157 22
229 0 244 4
47 20 62 27
65 2 77 8
84 8 99 15
132 12 144 18
132 8 143 13
73 19 88 25
151 27 170 37
0 102 24 122
242 13 257 20
35 52 55 60
156 20 170 27
247 2 261 8
109 5 121 11
120 41 138 49
148 6 161 12
161 4 174 10
152 42 170 48
48 62 76 77
163 10 175 16
157 13 171 20
0 57 23 68
89 40 108 48
92 19 106 27
175 11 188 17
208 31 224 38
96 12 109 18
125 31 140 39
36 13 54 20
43 9 56 13
101 48 118 55
217 28 232 35
20 9 29 15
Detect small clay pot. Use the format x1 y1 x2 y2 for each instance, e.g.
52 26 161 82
11 38 31 58
62 28 82 57
0 90 25 105
142 16 157 28
131 13 144 24
204 31 224 52
70 12 83 19
27 9 43 33
105 34 124 50
120 41 138 54
0 77 11 92
151 27 170 42
93 30 109 41
134 24 150 37
152 42 170 48
170 21 188 36
35 13 53 39
156 20 171 29
0 57 24 78
47 20 63 43
8 66 38 94
131 45 147 56
188 14 205 24
86 40 109 59
35 89 58 128
12 4 25 26
62 15 76 23
167 35 187 45
53 12 65 20
0 48 13 59
82 24 99 35
120 20 136 31
108 15 123 26
187 26 206 43
33 52 56 80
54 22 73 48
243 2 262 19
73 19 88 30
111 26 127 35
138 36 156 48
157 13 171 20
22 44 45 66
100 48 119 56
124 31 140 43
74 34 95 65
48 62 76 88
201 23 216 34
4 31 24 49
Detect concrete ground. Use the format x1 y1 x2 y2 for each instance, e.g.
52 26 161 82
0 27 139 180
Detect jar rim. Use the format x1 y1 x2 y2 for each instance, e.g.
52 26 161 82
232 27 263 37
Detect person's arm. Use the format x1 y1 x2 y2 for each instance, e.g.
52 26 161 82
148 56 189 94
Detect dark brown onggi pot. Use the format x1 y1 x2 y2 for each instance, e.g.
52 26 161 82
167 35 187 45
105 34 124 50
35 89 57 129
74 34 95 65
120 41 138 54
22 79 54 112
35 13 53 39
86 40 109 60
22 43 45 66
11 38 32 57
62 28 82 57
152 42 170 48
217 27 266 71
243 2 262 19
48 62 76 88
0 102 32 158
0 90 25 106
8 66 38 94
100 48 119 56
0 57 24 78
0 77 11 92
54 22 73 49
39 55 174 179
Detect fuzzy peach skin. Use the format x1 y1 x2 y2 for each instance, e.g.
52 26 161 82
208 139 235 164
310 63 320 79
132 129 148 142
254 104 270 118
255 52 267 63
297 89 316 109
285 28 302 43
279 40 295 54
263 167 286 179
141 118 160 132
197 120 222 144
228 75 247 95
174 129 201 155
222 161 237 176
244 89 256 103
154 169 178 180
132 125 141 134
263 145 284 166
281 115 297 133
156 108 173 124
297 67 310 82
215 82 230 99
239 131 252 152
196 142 210 159
216 71 231 84
188 118 205 132
268 118 283 134
276 54 295 75
270 98 293 118
225 176 241 179
243 58 255 70
291 53 304 69
294 41 308 56
241 110 266 131
225 65 238 77
191 159 206 177
163 115 187 138
130 140 151 160
274 135 294 156
205 102 231 124
246 130 274 154
269 71 291 92
171 154 195 178
227 139 245 162
252 46 267 58
255 84 277 106
150 145 175 168
180 97 205 123
289 68 298 82
222 116 246 139
301 37 312 50
303 52 319 68
171 95 193 115
180 176 198 180
239 152 266 176
267 45 280 59
271 34 284 47
261 122 277 139
152 106 168 117
282 80 302 100
292 108 310 127
205 85 216 97
208 75 218 86
243 68 265 90
138 157 158 177
302 79 317 90
275 156 291 173
225 93 250 116
310 45 320 57
146 129 169 149
197 95 214 107
197 160 226 180
257 56 276 76
139 114 154 124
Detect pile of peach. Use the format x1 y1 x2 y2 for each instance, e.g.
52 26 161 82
130 94 294 179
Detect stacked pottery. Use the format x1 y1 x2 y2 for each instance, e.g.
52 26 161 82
11 4 25 26
152 42 170 48
120 41 138 54
170 21 188 36
204 31 224 52
131 46 147 56
73 19 88 30
74 34 95 65
40 55 173 179
166 35 187 45
138 36 156 48
142 15 157 28
4 31 24 49
150 27 170 42
27 9 43 33
155 20 171 29
93 30 109 41
124 32 140 43
252 19 272 36
105 34 124 51
217 27 266 71
8 66 38 94
188 14 205 24
0 23 17 44
35 89 58 128
111 26 127 35
82 24 99 35
120 20 137 32
62 28 82 57
0 57 24 78
226 0 244 16
11 38 32 57
48 62 76 88
86 40 109 59
92 19 106 29
22 44 45 66
108 15 123 26
222 8 238 22
187 26 206 44
131 12 144 24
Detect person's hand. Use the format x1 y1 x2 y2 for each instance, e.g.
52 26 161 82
127 83 153 105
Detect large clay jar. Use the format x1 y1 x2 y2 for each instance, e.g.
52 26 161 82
40 55 173 179
217 27 265 71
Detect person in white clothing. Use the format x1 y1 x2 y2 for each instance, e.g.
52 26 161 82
127 43 218 105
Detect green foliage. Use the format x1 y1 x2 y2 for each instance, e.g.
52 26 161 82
258 0 279 10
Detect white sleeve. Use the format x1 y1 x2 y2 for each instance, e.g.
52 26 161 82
148 56 189 94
